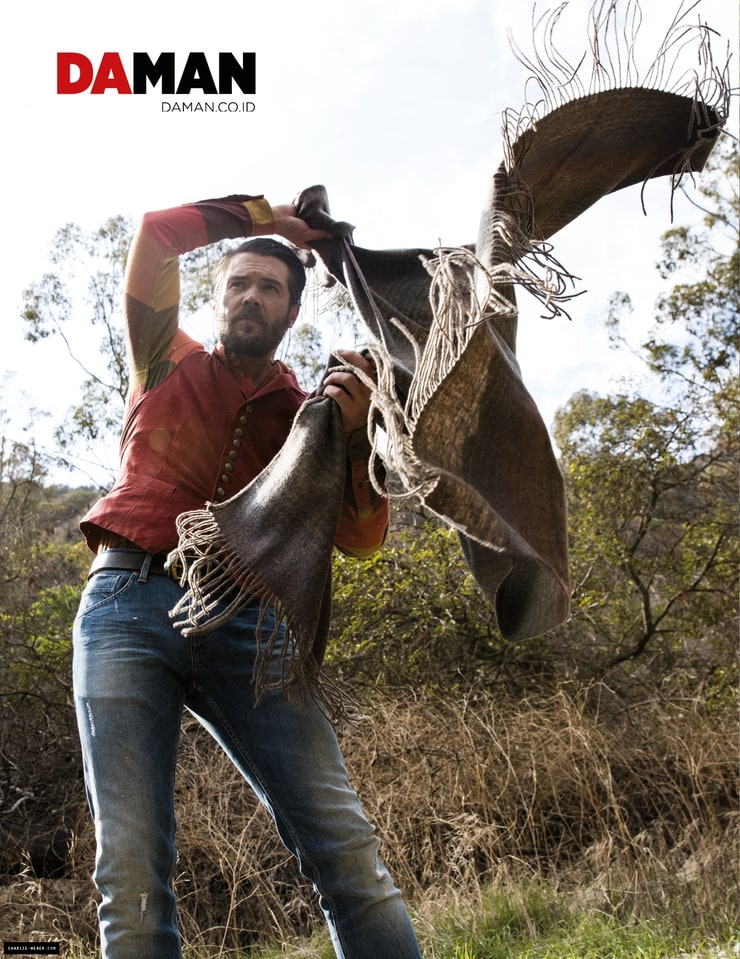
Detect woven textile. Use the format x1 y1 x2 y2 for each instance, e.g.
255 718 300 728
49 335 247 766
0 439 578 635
169 1 729 715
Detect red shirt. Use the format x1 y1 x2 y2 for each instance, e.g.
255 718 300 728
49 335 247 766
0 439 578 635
80 195 388 556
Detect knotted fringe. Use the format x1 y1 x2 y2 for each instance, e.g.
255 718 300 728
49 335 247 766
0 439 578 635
365 239 575 509
167 396 354 722
500 0 729 232
505 0 730 157
168 510 352 723
166 512 304 704
168 510 262 634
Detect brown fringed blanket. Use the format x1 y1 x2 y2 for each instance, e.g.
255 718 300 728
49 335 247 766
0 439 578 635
168 1 730 717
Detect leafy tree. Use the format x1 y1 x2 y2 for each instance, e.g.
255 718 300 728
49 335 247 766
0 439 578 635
607 140 738 419
327 521 500 691
553 390 737 695
20 218 336 482
281 321 326 387
552 139 738 701
0 395 90 872
0 389 53 605
21 216 132 480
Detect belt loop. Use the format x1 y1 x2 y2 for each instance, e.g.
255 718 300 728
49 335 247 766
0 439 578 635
138 554 154 583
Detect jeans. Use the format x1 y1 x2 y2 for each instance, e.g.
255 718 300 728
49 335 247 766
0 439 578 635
73 568 422 959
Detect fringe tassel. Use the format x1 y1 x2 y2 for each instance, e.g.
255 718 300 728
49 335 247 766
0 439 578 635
503 0 730 205
367 241 575 509
168 508 259 635
250 596 357 726
167 508 356 723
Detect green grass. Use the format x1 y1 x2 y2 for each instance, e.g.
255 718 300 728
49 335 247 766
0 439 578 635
39 879 740 958
420 886 736 959
52 894 740 959
240 881 739 959
22 873 739 959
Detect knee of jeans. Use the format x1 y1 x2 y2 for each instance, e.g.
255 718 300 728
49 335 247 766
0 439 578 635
317 831 395 897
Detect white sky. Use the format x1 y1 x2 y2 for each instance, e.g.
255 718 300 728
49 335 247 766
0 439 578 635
2 0 737 485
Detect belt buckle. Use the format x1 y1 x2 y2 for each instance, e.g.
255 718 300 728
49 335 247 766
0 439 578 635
165 549 219 583
166 553 184 581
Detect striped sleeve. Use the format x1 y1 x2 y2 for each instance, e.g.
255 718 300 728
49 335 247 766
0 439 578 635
124 195 274 392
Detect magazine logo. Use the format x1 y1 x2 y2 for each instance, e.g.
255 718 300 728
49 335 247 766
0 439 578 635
56 52 256 95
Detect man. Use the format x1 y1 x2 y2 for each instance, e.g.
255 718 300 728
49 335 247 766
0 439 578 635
73 193 423 959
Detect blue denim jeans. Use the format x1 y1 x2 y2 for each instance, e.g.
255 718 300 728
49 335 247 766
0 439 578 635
73 569 422 959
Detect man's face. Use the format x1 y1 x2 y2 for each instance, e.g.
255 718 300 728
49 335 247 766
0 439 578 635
215 253 299 359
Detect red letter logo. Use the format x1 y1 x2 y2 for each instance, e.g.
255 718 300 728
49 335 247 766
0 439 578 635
91 53 132 94
57 53 93 93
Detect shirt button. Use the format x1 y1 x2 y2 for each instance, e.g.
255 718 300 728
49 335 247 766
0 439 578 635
235 428 244 437
221 474 230 484
224 462 234 472
216 487 225 497
245 405 253 413
240 416 247 425
229 450 238 460
232 438 241 448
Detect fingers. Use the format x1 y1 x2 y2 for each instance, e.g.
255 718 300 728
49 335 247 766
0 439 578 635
271 204 333 249
325 351 375 393
322 351 375 434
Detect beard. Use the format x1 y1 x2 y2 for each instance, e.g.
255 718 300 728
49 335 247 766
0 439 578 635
217 305 292 359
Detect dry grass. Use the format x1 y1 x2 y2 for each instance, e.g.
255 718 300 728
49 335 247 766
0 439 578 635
1 684 737 955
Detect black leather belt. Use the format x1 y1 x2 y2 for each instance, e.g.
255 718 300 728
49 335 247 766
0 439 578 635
88 548 177 581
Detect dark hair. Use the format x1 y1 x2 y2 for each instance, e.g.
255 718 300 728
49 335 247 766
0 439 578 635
213 238 306 306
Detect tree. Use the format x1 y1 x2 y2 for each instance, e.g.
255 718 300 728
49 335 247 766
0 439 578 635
20 218 337 483
327 520 502 691
0 393 91 876
281 321 326 388
553 390 736 694
21 216 132 481
551 139 738 702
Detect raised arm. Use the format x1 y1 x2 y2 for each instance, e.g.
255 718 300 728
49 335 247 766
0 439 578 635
123 195 329 394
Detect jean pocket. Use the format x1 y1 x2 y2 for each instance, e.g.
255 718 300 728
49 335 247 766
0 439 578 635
75 570 139 619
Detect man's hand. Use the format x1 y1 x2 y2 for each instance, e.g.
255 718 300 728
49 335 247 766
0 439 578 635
271 203 332 250
322 350 375 435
